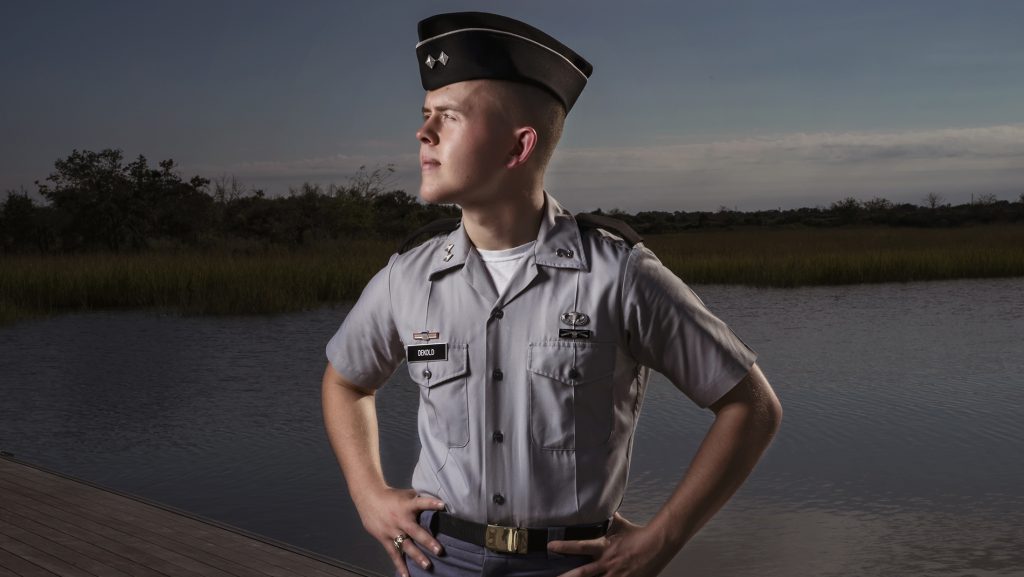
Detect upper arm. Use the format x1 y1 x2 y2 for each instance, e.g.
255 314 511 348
322 361 376 397
622 246 758 408
323 255 405 391
709 362 783 429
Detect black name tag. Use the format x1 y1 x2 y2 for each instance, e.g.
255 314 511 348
558 329 592 340
407 343 448 362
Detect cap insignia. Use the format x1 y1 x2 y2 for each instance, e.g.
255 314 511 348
425 51 449 69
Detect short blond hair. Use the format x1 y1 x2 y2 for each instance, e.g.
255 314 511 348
487 80 567 169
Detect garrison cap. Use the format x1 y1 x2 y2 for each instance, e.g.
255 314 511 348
416 12 593 112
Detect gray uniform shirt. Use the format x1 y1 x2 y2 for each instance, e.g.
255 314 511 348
326 193 756 527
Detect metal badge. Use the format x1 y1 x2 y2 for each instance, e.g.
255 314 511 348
407 342 448 363
425 51 449 69
560 312 590 327
559 329 592 340
413 331 440 342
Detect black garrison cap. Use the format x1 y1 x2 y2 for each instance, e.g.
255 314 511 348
416 12 593 112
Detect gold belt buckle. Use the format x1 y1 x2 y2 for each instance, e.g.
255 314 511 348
485 524 528 554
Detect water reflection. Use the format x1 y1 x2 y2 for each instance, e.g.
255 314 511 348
1 278 1022 576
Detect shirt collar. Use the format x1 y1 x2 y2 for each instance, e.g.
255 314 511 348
427 191 587 279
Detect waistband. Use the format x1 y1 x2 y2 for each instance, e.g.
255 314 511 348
431 511 610 554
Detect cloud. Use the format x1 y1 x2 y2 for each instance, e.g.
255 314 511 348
183 124 1024 210
547 124 1024 210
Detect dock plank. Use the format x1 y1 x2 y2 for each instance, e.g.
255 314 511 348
0 456 372 577
0 464 353 577
0 547 60 577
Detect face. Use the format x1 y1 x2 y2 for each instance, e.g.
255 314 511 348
417 80 516 207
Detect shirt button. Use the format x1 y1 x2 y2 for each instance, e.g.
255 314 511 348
568 368 580 380
492 309 504 319
493 493 505 505
492 369 503 381
422 369 432 379
492 431 504 443
556 248 574 258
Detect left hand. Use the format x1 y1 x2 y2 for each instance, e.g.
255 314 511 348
548 513 674 577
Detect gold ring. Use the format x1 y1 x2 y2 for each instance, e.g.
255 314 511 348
393 533 409 553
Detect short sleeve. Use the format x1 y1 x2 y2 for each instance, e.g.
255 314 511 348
621 246 757 408
325 254 405 390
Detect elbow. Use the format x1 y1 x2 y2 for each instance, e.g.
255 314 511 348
761 394 783 438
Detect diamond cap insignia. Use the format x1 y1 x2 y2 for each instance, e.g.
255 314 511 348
425 52 449 70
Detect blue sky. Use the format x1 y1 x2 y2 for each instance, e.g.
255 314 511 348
2 0 1022 211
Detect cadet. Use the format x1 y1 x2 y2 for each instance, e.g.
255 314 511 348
322 11 783 577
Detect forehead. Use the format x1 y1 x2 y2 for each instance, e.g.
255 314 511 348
423 79 507 111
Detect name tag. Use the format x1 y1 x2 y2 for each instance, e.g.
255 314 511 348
407 342 448 362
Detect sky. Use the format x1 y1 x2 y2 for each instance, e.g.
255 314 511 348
1 0 1022 212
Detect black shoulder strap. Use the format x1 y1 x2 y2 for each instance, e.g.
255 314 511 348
574 213 643 246
398 217 461 254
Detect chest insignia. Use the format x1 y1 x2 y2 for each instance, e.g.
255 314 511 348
413 330 441 342
560 311 590 326
407 342 449 362
559 329 592 340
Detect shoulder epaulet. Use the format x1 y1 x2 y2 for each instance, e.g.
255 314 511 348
574 213 643 247
398 218 461 254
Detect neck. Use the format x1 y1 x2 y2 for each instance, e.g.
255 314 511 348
460 184 545 250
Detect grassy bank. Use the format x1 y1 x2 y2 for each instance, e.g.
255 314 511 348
2 225 1022 324
646 224 1024 286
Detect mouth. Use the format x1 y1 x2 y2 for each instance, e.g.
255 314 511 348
420 157 441 170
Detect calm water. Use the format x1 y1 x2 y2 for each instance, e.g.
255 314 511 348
1 278 1022 577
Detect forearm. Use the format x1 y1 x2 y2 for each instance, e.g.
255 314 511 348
321 367 388 508
649 369 782 552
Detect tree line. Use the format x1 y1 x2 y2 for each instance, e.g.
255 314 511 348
1 148 1022 254
0 149 458 253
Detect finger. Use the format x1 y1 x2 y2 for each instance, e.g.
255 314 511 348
413 496 447 511
547 537 606 557
384 540 411 577
401 537 434 572
406 522 445 556
554 560 603 577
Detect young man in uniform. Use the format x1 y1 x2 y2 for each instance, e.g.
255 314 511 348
322 12 783 577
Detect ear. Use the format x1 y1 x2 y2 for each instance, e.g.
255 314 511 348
506 126 539 169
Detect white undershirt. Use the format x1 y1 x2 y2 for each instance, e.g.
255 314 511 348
476 241 536 296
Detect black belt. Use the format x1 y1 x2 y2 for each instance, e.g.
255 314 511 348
434 512 609 554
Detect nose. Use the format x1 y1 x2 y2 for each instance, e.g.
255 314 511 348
417 116 438 145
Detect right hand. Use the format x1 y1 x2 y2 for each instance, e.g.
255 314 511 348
354 487 447 577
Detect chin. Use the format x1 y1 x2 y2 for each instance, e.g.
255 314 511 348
419 183 462 206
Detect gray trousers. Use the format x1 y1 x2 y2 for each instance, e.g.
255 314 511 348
404 511 593 577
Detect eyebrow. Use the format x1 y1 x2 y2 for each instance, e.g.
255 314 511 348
421 104 462 115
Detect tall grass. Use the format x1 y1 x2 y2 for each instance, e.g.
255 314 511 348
646 225 1024 286
1 225 1022 324
0 240 393 324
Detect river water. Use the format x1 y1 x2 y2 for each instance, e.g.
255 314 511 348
1 278 1022 576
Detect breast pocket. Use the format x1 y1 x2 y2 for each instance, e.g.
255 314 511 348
408 344 470 448
528 341 616 451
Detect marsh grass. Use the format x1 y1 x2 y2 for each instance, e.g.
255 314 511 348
1 225 1022 324
646 225 1024 286
0 240 393 323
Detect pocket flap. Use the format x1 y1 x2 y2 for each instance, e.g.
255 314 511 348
528 341 615 386
408 344 469 387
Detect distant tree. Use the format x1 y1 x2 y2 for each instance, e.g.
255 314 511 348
35 148 213 251
974 193 998 206
923 192 944 209
863 197 894 211
0 188 56 252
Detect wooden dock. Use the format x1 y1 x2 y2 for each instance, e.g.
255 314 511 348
0 454 374 577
